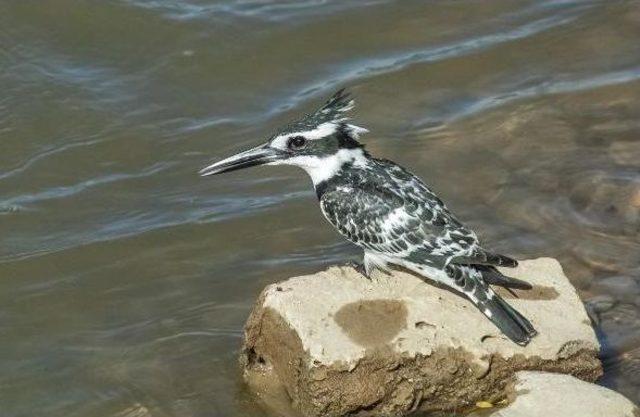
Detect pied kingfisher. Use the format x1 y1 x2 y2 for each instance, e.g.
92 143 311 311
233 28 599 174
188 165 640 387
200 90 537 346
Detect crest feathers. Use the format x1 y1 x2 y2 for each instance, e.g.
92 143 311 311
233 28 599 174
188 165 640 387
315 88 355 123
275 88 366 140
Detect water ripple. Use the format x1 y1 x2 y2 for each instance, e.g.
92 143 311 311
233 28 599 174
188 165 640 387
271 10 587 115
419 67 640 125
0 162 173 212
122 0 389 22
0 189 311 264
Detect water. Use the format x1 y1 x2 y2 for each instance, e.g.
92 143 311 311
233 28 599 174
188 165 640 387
1 0 639 415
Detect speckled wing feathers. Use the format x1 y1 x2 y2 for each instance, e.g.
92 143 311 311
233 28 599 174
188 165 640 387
319 158 479 267
320 185 437 258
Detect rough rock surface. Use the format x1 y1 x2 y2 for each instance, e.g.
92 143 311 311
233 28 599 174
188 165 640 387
241 258 602 416
492 371 639 417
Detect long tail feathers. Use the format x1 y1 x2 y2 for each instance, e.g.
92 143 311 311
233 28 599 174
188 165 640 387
475 287 537 346
447 264 537 346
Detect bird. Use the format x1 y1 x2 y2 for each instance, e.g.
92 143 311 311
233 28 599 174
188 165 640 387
199 89 538 346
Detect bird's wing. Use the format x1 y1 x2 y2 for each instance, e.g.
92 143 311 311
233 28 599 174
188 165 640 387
377 159 481 263
319 165 532 293
379 160 522 269
319 181 473 265
376 158 478 231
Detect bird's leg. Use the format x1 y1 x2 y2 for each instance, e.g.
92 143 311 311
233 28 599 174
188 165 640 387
344 260 371 280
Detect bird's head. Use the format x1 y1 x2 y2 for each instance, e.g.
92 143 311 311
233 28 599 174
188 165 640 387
199 89 369 184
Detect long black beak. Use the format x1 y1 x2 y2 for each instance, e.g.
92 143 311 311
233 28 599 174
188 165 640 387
199 144 283 176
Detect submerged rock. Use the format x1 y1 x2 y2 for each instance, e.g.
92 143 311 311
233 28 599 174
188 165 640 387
241 258 603 416
492 371 638 417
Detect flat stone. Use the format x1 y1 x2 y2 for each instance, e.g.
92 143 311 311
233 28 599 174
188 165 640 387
241 258 603 416
492 371 638 417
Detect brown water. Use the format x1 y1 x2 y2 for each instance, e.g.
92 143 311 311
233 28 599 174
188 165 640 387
1 1 640 416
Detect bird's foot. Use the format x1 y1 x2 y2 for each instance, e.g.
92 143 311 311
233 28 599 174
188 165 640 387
344 260 371 280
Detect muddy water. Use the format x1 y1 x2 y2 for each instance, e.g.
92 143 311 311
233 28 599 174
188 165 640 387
1 1 639 416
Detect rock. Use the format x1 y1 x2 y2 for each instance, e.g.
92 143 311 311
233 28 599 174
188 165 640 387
241 258 602 416
490 371 639 417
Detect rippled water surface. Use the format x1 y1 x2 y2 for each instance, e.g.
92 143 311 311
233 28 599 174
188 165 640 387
1 1 640 415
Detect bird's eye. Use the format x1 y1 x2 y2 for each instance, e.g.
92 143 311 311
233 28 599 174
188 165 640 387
288 136 307 150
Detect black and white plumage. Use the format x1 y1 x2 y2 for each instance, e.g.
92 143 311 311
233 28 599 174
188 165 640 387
200 89 538 346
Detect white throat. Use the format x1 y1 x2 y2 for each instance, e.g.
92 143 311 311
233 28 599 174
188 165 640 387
272 148 368 185
306 148 368 184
